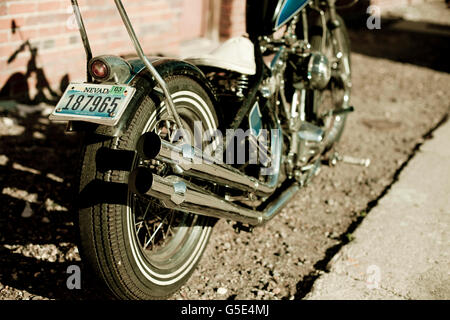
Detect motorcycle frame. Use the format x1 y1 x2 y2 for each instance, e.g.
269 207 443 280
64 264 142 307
68 0 347 228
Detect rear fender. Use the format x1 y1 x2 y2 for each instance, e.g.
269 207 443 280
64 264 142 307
72 58 217 137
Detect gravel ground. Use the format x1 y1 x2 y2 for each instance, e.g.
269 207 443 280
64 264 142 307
0 13 449 300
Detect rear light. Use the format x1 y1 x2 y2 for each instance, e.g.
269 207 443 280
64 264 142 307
91 60 109 79
88 55 131 83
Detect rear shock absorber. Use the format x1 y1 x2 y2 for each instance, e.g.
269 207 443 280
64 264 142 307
236 74 249 98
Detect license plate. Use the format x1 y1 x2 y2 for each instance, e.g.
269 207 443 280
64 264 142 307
49 83 136 126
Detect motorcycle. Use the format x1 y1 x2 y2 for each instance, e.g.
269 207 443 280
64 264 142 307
50 0 366 299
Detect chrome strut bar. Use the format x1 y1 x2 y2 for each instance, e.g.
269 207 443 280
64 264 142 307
70 0 92 81
113 0 185 132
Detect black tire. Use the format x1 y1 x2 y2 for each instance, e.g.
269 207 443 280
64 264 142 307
78 76 218 299
309 14 352 149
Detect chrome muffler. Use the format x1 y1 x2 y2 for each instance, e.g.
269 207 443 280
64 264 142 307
129 167 300 226
135 132 281 196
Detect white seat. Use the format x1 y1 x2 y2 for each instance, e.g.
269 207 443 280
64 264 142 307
185 37 256 75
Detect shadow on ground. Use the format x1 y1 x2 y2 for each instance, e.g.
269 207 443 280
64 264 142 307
347 17 450 73
0 110 108 299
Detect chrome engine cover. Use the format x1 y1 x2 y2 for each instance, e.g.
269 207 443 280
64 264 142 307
305 52 331 90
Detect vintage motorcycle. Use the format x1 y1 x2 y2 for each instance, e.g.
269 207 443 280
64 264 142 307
50 0 366 299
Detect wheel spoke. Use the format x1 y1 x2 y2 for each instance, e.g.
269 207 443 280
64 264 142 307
141 201 151 223
135 221 144 233
142 221 153 250
143 211 171 250
163 211 175 240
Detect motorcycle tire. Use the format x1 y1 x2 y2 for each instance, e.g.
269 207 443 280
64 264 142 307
77 75 218 299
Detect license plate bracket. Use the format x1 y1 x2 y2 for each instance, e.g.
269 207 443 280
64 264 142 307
49 82 136 126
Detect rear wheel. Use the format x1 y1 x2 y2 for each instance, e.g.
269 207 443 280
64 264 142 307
78 76 218 299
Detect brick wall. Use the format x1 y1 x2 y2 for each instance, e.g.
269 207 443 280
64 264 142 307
0 0 440 102
219 0 245 39
0 0 184 100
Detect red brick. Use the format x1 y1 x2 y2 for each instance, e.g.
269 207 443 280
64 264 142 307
0 17 12 30
8 2 36 15
25 13 68 27
2 54 29 71
10 28 38 41
0 43 13 58
0 31 8 42
38 1 64 12
0 4 7 16
38 26 67 38
38 49 80 65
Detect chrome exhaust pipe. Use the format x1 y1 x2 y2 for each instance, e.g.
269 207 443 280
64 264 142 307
136 132 281 196
129 167 300 226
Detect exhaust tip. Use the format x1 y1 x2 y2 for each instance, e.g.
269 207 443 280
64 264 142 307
136 132 162 160
129 167 153 195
